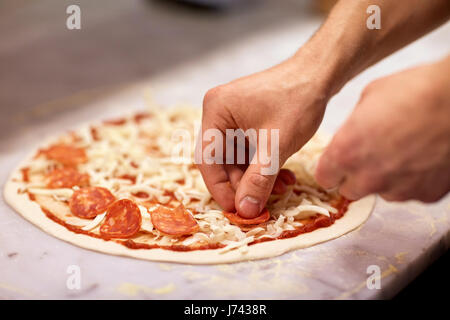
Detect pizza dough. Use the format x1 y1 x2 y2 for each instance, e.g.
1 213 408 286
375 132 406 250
4 178 374 264
3 108 375 264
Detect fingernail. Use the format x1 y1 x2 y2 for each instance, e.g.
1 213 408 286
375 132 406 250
238 196 261 218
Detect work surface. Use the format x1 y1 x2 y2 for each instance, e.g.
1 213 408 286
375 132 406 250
1 1 449 299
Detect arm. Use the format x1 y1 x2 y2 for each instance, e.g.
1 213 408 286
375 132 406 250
296 0 450 97
197 0 450 218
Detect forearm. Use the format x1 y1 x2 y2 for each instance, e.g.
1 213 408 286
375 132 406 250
291 0 450 98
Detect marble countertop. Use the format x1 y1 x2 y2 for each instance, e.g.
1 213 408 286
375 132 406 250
1 12 449 299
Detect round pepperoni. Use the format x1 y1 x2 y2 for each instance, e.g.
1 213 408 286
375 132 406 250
224 208 271 226
151 205 199 236
46 168 89 189
69 187 115 219
99 199 142 238
44 144 87 166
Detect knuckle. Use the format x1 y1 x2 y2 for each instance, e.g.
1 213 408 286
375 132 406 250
203 87 221 107
364 79 381 94
246 172 273 193
204 86 226 106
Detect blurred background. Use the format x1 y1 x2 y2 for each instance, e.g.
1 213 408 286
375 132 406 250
0 0 333 129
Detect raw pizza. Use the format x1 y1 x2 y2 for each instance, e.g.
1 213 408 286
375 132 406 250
4 105 375 264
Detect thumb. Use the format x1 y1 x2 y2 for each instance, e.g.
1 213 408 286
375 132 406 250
234 162 278 219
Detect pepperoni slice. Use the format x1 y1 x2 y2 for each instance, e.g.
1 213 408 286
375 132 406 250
224 208 271 226
99 199 142 238
69 187 115 219
44 144 87 166
46 168 89 189
133 112 151 123
90 127 100 141
151 204 199 236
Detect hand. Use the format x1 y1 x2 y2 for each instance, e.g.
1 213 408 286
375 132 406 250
197 57 331 218
315 59 450 203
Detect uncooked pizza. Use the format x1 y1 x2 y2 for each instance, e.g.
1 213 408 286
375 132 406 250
4 105 375 264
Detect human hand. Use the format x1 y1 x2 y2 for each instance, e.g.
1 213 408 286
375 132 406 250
315 58 450 202
196 57 331 218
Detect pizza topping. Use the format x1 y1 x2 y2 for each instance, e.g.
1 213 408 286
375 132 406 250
46 167 89 189
99 199 142 238
118 174 136 184
21 167 30 182
133 112 151 123
43 144 87 166
82 212 106 231
151 204 199 236
224 208 271 226
90 127 100 141
69 187 116 219
28 187 74 199
20 106 349 252
219 236 255 254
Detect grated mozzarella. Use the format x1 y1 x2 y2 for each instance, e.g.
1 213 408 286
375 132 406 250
21 105 341 253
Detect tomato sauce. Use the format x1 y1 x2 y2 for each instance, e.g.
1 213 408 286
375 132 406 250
27 191 351 252
250 197 351 245
21 167 30 183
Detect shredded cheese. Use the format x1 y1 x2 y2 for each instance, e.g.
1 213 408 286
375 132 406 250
22 105 341 253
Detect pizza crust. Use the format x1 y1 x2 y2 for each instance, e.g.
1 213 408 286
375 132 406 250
4 155 375 264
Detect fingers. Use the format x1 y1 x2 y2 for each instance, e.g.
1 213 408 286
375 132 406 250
272 169 296 195
315 147 346 190
338 176 368 200
272 178 287 195
278 168 296 185
234 162 279 219
379 173 447 203
224 164 244 191
197 162 236 212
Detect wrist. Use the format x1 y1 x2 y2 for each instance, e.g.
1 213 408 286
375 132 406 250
286 41 349 101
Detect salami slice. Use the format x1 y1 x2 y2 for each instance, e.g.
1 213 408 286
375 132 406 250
224 208 271 226
43 144 87 166
99 199 142 238
151 204 199 236
69 187 115 219
46 168 89 189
